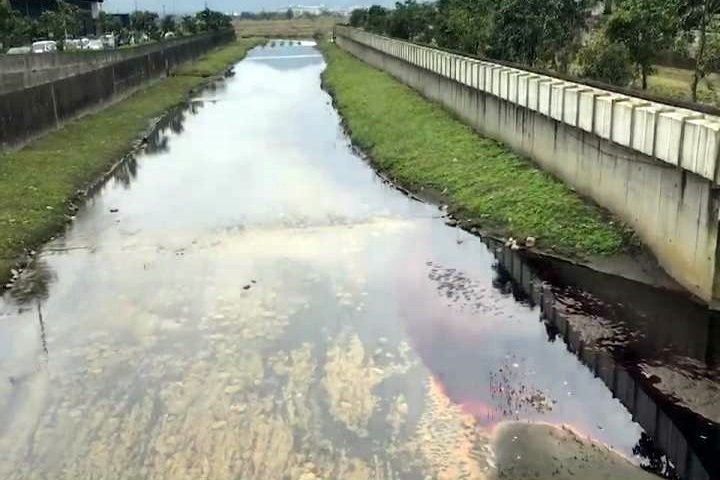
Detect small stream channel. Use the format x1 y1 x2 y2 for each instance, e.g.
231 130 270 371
0 41 717 480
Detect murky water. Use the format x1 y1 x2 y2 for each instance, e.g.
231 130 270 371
0 41 716 479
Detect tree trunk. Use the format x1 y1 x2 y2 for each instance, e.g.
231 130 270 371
604 0 613 15
642 71 647 89
692 1 709 102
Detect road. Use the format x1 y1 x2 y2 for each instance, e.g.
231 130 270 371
0 41 708 479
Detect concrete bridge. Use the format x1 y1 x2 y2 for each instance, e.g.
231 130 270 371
335 25 720 307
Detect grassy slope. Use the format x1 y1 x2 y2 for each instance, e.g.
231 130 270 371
647 66 720 106
0 38 260 284
320 41 632 258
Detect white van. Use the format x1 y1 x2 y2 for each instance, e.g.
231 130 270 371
31 41 57 53
87 39 104 50
6 46 32 55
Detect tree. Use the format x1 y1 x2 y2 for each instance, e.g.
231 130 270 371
575 31 634 85
605 0 680 89
365 5 389 34
98 11 122 34
489 0 591 69
285 8 294 20
0 0 32 50
196 8 232 31
435 0 493 55
181 15 197 35
681 0 720 100
690 15 720 100
349 8 368 28
161 15 175 34
38 0 81 41
387 0 436 42
130 10 160 40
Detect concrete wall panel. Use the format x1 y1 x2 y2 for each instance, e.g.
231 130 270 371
550 83 568 121
632 105 664 156
593 95 616 139
611 100 640 148
528 77 541 111
578 90 597 132
682 119 720 180
563 87 584 126
656 111 688 166
0 31 231 148
499 69 510 100
491 67 501 97
538 80 552 116
0 30 232 94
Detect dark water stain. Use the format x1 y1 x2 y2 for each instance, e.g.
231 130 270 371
490 243 718 479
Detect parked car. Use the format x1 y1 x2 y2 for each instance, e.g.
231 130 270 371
31 41 57 54
6 46 32 55
63 39 83 51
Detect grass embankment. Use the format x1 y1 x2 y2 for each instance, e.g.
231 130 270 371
320 42 633 258
646 66 720 106
0 38 260 285
233 17 337 38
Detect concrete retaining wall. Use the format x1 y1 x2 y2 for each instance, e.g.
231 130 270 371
0 30 234 148
0 32 230 94
334 26 720 306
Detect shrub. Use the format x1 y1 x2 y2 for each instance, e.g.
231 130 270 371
575 32 634 86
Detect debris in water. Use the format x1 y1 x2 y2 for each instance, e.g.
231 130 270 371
243 285 251 290
110 208 119 213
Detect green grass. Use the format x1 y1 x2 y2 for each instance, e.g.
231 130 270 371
0 38 261 284
320 41 632 258
646 66 720 106
173 39 264 77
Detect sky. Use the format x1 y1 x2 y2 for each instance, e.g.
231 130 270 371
103 0 396 14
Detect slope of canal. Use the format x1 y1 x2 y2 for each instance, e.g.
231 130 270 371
0 41 715 479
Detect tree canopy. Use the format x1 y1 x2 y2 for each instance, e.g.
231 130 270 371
348 0 719 96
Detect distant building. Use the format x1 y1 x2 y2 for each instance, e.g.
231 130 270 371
288 5 327 16
10 0 104 35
